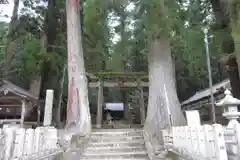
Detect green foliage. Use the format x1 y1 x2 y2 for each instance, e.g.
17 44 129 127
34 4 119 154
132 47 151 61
232 29 240 54
128 0 227 100
1 0 231 103
0 22 7 60
83 0 110 71
12 37 62 78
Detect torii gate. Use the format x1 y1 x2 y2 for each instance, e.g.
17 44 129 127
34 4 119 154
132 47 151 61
87 72 148 128
66 0 148 131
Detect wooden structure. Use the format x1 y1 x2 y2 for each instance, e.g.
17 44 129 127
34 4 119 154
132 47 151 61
0 80 40 127
87 72 148 128
181 79 231 124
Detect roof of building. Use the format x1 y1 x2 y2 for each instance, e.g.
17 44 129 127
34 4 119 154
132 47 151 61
181 79 230 105
0 80 38 101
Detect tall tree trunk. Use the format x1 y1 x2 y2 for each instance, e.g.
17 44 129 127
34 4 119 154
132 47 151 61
210 0 240 99
4 0 20 76
210 0 230 28
46 0 57 52
28 31 45 99
144 38 186 159
29 0 56 104
42 0 58 90
145 38 186 130
42 0 61 125
66 0 91 135
56 64 66 127
230 2 240 84
226 56 240 98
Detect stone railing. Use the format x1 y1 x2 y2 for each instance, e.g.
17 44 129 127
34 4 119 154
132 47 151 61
162 124 227 160
0 88 92 159
160 89 240 160
0 126 62 160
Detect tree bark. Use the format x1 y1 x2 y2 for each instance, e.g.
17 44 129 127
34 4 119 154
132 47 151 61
56 64 66 127
230 2 240 86
210 0 230 29
3 0 20 76
41 0 58 118
144 39 186 159
145 38 186 130
46 0 57 52
66 0 91 135
226 56 240 98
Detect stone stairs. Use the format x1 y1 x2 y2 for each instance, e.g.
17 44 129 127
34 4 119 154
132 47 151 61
80 128 149 160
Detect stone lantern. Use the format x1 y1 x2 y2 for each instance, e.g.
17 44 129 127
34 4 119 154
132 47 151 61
215 89 240 127
215 89 240 156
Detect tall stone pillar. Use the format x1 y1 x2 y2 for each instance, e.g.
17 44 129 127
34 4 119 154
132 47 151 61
43 90 54 126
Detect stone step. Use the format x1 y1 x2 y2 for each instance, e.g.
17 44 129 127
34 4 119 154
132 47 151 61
92 124 143 129
87 140 145 148
90 135 143 142
80 158 149 160
92 128 142 133
80 150 148 159
92 131 143 136
92 130 143 137
85 146 146 153
81 128 148 159
86 144 145 150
